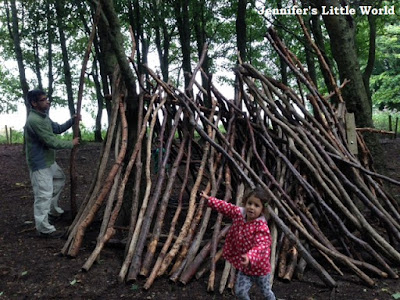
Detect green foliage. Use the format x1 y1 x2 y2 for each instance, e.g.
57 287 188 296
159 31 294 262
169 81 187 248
371 73 400 106
0 0 95 113
0 127 24 144
0 65 24 113
59 126 107 142
370 23 400 107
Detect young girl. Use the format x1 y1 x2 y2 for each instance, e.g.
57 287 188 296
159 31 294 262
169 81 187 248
200 186 276 300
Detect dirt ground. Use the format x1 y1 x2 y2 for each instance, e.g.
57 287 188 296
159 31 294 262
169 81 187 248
0 140 399 300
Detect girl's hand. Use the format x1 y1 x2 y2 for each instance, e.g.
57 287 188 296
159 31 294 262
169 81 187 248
241 254 250 268
199 191 209 200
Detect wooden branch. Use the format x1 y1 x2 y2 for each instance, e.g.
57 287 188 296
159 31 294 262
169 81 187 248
267 207 337 288
282 245 299 282
195 248 223 280
155 121 211 277
141 125 188 277
356 128 395 135
170 106 222 281
70 3 102 217
178 225 231 285
278 236 290 279
143 131 195 290
68 99 127 257
118 94 160 282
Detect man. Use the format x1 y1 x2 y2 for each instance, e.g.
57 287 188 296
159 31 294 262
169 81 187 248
25 89 80 238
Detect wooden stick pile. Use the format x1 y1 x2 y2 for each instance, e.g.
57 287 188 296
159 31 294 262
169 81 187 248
61 28 400 291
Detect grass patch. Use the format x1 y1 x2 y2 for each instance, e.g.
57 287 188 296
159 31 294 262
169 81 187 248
0 126 107 144
372 108 400 132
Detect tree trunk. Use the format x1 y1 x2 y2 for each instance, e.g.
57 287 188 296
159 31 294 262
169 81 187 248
7 0 29 107
100 0 143 227
96 11 116 123
174 0 192 89
315 0 383 161
316 1 370 122
309 14 335 94
128 0 149 80
92 60 104 142
46 1 54 100
152 0 171 83
276 0 287 85
303 17 317 88
78 4 104 142
100 0 137 100
32 24 43 90
55 0 75 116
236 0 247 62
155 25 170 83
362 14 377 102
193 0 211 107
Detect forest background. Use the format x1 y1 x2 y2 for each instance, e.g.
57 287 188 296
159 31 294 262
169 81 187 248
0 0 399 144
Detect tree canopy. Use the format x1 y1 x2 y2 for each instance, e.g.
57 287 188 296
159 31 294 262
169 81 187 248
0 0 399 140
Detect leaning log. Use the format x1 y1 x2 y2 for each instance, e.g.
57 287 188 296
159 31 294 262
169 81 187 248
66 99 127 258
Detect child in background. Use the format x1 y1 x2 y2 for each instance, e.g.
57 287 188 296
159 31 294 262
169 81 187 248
200 186 276 300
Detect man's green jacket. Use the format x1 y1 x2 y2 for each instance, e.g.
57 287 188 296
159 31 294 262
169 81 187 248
25 109 74 172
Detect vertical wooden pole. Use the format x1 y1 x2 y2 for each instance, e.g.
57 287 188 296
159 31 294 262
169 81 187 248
345 113 358 155
5 126 9 144
69 3 102 217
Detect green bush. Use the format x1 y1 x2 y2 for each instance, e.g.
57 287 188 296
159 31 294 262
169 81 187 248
0 129 24 144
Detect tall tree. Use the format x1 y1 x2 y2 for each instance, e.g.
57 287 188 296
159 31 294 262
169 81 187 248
309 13 336 93
192 0 211 106
314 0 372 120
99 0 139 134
151 0 173 83
173 0 192 89
236 0 247 62
78 2 104 142
276 0 288 85
96 4 116 122
46 1 55 101
362 13 377 101
127 0 150 79
99 0 148 228
6 0 29 108
313 0 382 159
303 16 317 87
30 4 43 91
55 0 76 116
